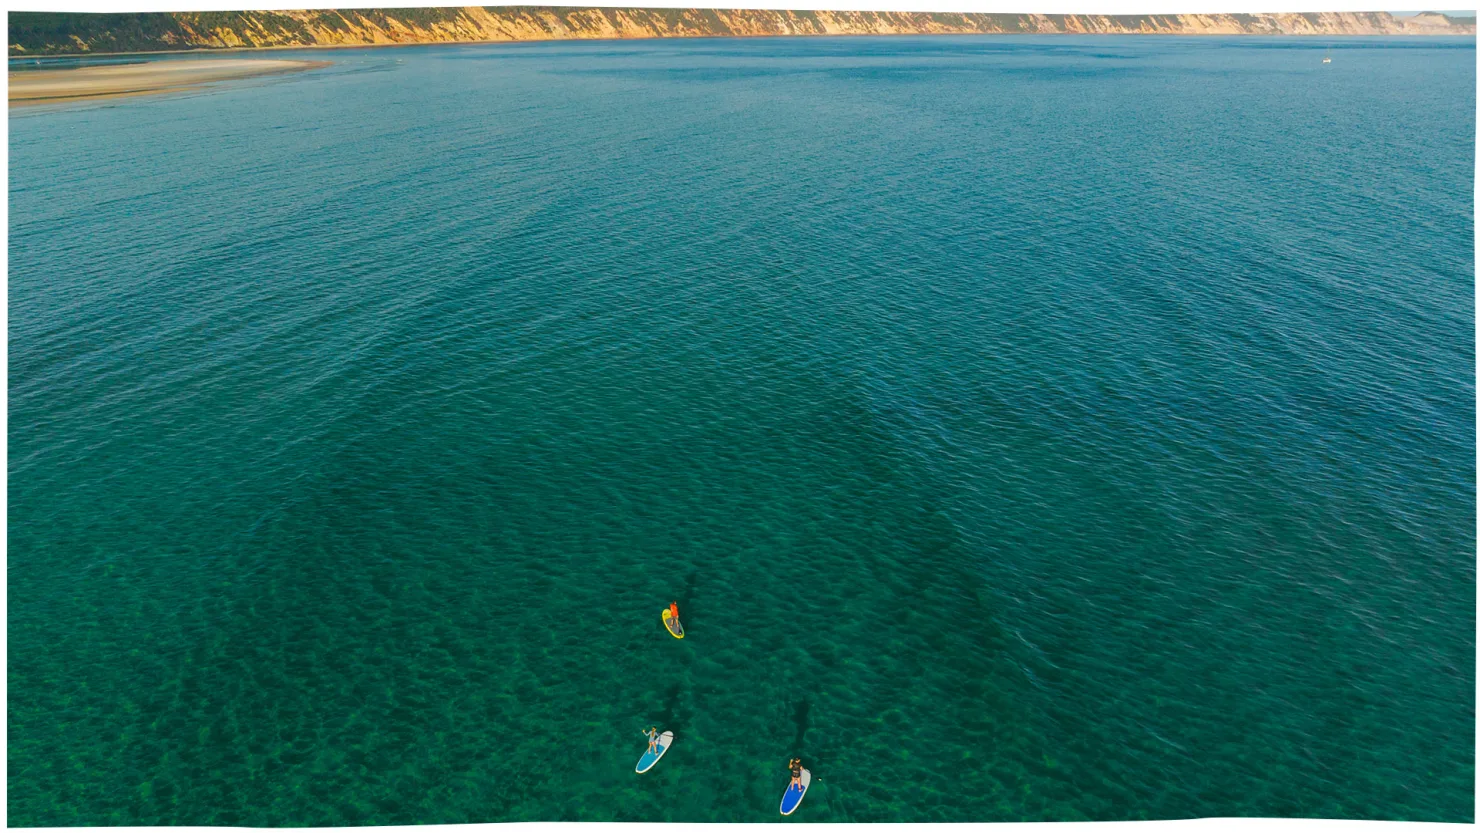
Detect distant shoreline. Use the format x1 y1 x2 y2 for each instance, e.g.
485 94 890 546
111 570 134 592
7 58 329 106
8 29 1477 62
9 8 1475 58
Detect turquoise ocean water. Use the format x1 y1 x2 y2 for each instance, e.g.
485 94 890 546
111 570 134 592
8 35 1475 824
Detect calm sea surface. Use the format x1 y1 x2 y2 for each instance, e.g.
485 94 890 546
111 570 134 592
9 35 1475 824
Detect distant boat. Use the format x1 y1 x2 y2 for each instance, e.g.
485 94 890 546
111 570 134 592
1322 47 1332 64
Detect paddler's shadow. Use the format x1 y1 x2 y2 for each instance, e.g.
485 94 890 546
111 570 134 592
657 682 684 733
792 697 811 749
681 569 698 631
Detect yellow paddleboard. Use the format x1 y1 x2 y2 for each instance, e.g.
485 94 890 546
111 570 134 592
662 609 685 639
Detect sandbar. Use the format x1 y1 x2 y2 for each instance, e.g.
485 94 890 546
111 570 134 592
9 58 328 106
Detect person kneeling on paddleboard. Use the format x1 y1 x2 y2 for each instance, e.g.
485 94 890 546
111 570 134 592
788 758 803 786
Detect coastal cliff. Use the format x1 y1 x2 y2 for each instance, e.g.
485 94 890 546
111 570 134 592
9 8 1476 55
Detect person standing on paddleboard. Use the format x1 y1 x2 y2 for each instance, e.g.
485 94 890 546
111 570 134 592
669 602 681 629
644 727 660 754
788 757 803 787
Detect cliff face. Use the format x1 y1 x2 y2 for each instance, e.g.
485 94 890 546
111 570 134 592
9 8 1476 55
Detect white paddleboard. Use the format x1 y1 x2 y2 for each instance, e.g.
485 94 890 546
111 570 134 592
635 731 674 774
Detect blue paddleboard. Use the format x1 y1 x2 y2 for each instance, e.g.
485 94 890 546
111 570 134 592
780 768 811 815
636 731 674 774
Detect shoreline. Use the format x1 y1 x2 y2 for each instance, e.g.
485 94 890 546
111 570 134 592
8 58 329 106
7 29 1476 61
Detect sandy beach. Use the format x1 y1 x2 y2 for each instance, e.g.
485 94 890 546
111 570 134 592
9 58 327 105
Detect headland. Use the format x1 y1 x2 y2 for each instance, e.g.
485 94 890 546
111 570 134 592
8 8 1476 57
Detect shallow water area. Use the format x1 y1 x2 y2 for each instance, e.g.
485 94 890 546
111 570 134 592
8 35 1475 824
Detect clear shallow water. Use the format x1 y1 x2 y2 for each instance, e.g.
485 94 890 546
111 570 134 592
8 35 1475 824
